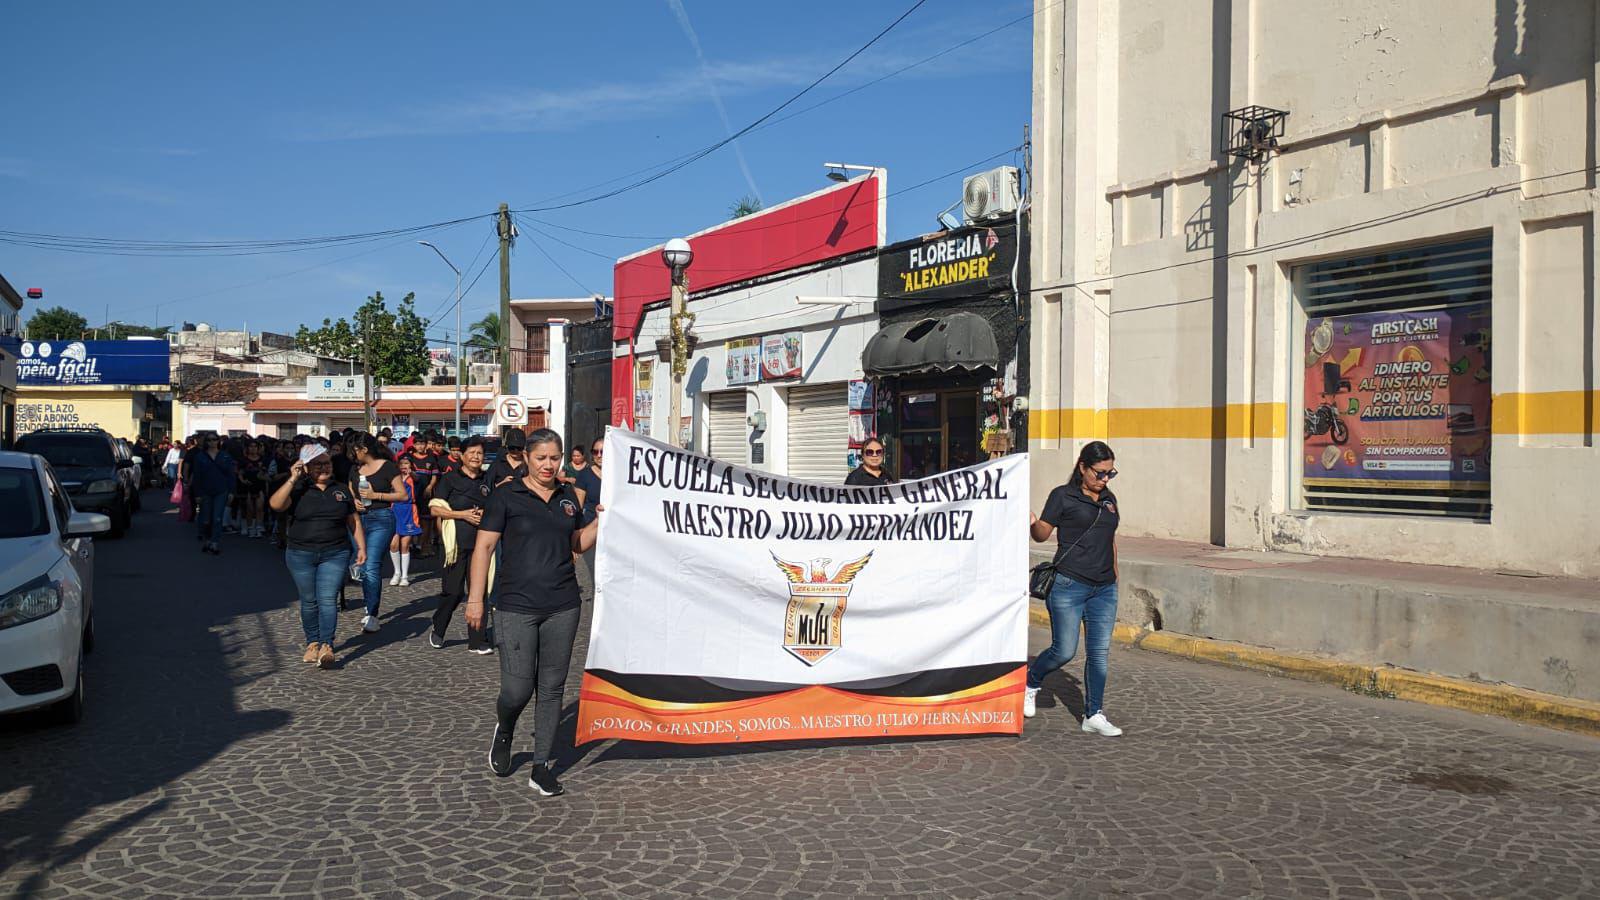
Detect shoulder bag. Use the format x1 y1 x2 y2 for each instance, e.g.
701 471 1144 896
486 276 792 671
1028 505 1102 600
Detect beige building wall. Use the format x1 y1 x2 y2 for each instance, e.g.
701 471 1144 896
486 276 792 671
1030 0 1600 576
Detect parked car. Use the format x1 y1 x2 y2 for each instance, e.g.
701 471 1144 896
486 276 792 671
113 437 144 510
15 428 138 537
0 450 110 725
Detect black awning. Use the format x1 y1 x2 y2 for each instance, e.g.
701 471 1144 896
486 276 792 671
861 311 999 376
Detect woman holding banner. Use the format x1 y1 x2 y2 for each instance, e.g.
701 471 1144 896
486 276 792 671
467 428 601 797
1025 440 1124 737
845 437 895 486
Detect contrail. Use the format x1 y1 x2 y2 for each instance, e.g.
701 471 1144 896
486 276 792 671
666 0 763 206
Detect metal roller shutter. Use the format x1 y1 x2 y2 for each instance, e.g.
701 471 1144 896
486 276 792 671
706 392 748 465
786 383 849 482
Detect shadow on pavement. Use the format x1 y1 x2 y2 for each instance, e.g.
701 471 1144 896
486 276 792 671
0 492 290 897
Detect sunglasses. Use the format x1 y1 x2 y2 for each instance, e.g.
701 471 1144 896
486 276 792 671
591 449 604 455
863 449 885 456
1086 466 1118 480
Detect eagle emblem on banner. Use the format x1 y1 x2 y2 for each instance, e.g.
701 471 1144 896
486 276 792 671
771 552 873 666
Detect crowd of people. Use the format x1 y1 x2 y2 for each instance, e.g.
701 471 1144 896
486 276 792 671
163 422 1121 798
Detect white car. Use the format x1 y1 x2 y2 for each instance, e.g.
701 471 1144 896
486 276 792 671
0 450 109 724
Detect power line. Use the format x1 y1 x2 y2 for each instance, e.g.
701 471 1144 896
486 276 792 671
510 0 930 215
515 216 601 295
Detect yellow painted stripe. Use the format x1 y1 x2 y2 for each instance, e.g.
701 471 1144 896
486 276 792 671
1028 403 1286 441
1492 391 1599 436
1031 391 1599 441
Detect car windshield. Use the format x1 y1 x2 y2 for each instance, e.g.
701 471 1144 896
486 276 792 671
0 469 49 538
19 435 114 469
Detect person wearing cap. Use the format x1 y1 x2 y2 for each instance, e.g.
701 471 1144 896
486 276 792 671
271 444 367 669
486 428 528 490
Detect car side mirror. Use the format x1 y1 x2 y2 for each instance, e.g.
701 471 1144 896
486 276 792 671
116 459 134 470
66 511 112 537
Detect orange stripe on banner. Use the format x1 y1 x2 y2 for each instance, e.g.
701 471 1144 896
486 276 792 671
575 668 1027 746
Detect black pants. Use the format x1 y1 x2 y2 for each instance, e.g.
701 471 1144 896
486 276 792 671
495 606 580 766
433 549 490 649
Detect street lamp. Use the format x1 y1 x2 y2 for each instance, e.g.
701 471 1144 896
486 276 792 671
661 238 694 447
418 240 463 436
824 162 877 182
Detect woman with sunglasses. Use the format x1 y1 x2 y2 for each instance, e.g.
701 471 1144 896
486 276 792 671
845 437 895 486
1024 440 1123 736
271 445 366 669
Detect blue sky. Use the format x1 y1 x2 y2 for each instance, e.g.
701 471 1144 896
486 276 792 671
2 1 1031 343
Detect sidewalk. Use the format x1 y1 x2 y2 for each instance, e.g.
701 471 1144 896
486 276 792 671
1031 536 1600 730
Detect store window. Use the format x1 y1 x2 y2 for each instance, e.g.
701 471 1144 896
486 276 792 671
1295 234 1492 518
897 390 978 480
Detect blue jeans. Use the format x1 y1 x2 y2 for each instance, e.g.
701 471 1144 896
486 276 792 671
357 508 396 617
286 546 350 646
1027 576 1118 718
198 492 229 541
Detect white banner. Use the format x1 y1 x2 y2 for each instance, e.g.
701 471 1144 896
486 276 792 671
578 428 1028 745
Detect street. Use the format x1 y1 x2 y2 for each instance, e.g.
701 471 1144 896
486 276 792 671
2 495 1598 899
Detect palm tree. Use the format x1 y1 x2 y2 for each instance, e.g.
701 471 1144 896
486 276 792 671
467 312 500 350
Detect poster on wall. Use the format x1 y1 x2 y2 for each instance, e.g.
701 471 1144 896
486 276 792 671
634 358 655 422
1302 303 1491 490
760 332 802 381
725 338 760 386
848 410 873 449
847 379 874 412
390 414 412 438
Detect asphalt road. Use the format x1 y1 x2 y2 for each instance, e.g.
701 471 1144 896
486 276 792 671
2 493 1598 898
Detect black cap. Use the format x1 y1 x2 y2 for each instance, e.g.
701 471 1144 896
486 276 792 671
503 429 526 450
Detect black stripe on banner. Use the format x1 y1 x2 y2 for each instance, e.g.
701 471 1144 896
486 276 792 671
587 662 1024 705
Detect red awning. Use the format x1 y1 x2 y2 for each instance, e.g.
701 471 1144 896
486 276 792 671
377 399 497 414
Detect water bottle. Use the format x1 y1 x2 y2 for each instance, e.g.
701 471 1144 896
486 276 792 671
358 473 371 509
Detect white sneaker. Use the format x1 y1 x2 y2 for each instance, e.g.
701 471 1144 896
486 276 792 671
1081 712 1123 736
397 577 410 587
1023 687 1040 719
361 615 381 633
389 573 400 586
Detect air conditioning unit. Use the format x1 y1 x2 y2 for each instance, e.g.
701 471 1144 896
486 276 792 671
962 166 1021 223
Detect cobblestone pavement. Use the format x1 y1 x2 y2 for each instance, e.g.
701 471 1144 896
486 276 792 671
3 496 1599 899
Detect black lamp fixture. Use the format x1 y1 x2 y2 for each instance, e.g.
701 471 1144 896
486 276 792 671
1222 106 1289 164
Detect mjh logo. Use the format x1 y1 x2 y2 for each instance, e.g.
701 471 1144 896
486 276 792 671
771 552 872 666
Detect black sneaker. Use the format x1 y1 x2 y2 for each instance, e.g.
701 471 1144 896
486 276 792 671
529 763 564 797
488 724 513 777
428 631 444 650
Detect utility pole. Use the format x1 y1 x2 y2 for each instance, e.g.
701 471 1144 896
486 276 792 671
361 310 374 433
497 203 514 396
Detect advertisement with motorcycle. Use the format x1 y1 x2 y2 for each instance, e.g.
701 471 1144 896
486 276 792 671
1302 303 1491 490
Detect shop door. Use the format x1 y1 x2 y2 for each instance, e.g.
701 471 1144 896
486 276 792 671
897 390 979 478
786 383 849 481
706 391 748 465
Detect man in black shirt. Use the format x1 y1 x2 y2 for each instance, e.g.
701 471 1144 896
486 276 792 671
429 436 493 652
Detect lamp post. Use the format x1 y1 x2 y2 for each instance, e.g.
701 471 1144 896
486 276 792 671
661 238 694 447
418 240 463 436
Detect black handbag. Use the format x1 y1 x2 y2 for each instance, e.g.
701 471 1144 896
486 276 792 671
1028 506 1102 600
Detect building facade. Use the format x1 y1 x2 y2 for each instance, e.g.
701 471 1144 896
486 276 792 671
611 174 887 480
1030 0 1599 576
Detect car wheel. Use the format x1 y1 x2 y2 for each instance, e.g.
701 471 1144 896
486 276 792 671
49 658 84 726
82 612 96 655
109 501 128 538
131 487 142 512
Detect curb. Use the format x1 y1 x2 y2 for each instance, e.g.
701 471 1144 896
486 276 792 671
1027 601 1600 737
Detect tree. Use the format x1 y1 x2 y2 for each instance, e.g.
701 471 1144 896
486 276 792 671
107 322 171 339
466 312 501 351
729 194 763 218
296 291 430 385
25 306 88 340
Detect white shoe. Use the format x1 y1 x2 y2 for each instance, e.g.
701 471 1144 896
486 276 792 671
389 573 400 586
1023 687 1039 719
361 615 381 633
1081 712 1123 736
397 577 410 587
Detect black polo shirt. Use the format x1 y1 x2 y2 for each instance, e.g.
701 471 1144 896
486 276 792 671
286 482 357 552
480 478 583 613
436 467 491 552
485 456 526 491
845 465 895 487
1040 485 1120 585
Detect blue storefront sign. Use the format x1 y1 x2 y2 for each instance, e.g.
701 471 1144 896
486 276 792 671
1 338 170 386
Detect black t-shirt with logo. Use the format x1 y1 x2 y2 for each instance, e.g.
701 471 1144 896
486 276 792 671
436 468 492 552
845 466 895 487
480 479 582 613
1040 485 1120 585
286 482 357 552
